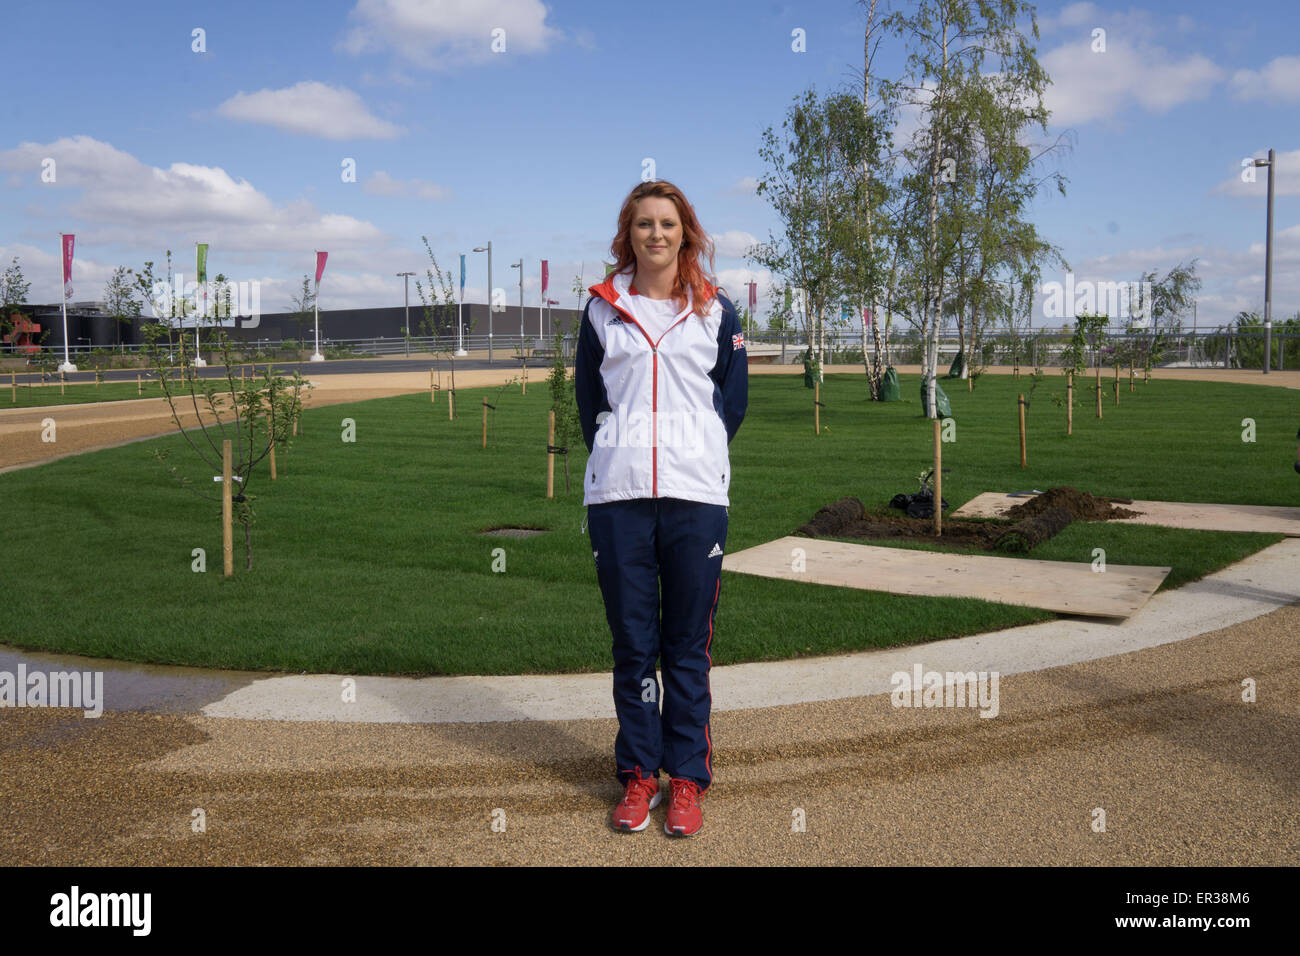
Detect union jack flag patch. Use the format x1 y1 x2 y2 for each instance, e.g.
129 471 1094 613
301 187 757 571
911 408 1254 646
732 332 745 351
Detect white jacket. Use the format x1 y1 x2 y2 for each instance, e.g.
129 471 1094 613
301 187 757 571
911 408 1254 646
575 268 748 507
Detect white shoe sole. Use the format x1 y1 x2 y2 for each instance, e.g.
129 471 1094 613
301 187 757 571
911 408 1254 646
613 789 662 832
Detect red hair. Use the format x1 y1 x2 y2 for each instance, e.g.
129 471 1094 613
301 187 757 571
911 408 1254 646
609 180 717 319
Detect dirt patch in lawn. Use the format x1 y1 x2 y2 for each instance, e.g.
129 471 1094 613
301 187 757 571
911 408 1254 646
796 487 1145 553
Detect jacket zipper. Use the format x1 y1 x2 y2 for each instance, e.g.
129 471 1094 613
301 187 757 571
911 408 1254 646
604 297 686 499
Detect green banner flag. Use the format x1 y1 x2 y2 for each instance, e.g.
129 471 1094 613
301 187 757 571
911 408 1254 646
196 243 208 284
784 287 792 311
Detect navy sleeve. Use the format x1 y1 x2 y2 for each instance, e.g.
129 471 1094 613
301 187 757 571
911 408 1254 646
574 300 610 454
709 294 749 444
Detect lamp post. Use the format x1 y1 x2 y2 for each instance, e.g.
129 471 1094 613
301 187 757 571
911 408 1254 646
396 271 414 358
510 258 523 356
1253 149 1275 374
473 241 493 363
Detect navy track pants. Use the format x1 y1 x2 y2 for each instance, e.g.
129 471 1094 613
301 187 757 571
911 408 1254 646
586 497 728 792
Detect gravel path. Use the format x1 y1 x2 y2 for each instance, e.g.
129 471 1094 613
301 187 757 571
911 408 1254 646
1 603 1294 865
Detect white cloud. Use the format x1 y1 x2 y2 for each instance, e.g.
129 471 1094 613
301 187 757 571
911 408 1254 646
1214 149 1300 198
217 81 404 140
729 177 759 195
363 170 448 200
1230 55 1300 101
1041 33 1224 126
0 136 388 255
710 230 760 259
1038 2 1103 33
339 0 560 70
1036 231 1300 328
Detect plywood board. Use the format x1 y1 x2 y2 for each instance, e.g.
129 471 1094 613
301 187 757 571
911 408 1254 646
722 536 1169 619
952 493 1300 536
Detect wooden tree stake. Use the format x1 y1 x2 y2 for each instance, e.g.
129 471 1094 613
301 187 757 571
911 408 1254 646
222 439 233 577
814 380 820 435
547 410 555 499
933 417 942 537
1067 371 1074 435
268 413 277 481
1095 363 1102 419
1018 393 1027 468
482 396 488 448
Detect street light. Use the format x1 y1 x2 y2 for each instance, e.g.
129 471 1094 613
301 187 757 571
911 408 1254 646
510 259 524 357
396 271 414 358
1253 150 1275 374
473 242 493 362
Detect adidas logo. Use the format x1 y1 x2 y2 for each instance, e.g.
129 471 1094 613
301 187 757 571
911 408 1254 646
707 543 723 558
606 316 623 325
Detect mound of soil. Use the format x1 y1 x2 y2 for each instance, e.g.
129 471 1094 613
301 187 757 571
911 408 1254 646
795 486 1141 553
1002 486 1141 522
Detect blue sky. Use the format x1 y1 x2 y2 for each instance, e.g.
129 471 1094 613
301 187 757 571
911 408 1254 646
1 0 1296 330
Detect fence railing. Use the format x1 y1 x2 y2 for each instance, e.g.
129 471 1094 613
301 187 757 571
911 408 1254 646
747 329 1299 372
7 329 1296 371
5 334 578 366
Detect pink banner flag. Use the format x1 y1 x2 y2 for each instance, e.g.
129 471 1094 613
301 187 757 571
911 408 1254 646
541 259 549 296
863 306 872 327
315 251 328 286
748 282 756 310
62 234 75 299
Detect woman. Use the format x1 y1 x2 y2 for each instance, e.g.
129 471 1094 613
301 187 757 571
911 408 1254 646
575 180 748 837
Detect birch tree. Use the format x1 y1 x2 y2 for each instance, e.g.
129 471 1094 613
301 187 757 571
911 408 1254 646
883 0 1048 417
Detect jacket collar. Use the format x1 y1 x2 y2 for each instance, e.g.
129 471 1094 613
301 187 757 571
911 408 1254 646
589 266 716 320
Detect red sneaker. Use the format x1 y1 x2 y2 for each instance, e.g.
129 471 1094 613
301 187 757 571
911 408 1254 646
611 775 661 832
664 778 703 837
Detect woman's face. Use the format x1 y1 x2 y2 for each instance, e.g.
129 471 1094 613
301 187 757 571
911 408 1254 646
630 196 684 271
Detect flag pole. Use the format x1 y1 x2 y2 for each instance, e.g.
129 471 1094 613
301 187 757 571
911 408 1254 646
455 251 467 357
311 249 324 362
57 232 76 372
194 242 208 367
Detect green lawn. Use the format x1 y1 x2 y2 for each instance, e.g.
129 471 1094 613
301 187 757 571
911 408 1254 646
0 378 177 407
0 370 1293 675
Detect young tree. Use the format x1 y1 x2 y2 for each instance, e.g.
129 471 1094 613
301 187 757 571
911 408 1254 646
103 266 141 349
288 275 316 354
414 236 457 339
142 303 312 571
1129 260 1200 374
883 0 1049 417
749 89 841 388
1 256 32 349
